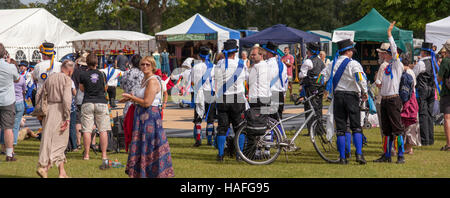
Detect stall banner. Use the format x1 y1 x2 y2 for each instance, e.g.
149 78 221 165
332 31 355 43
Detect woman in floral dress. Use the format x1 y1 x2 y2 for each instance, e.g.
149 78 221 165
122 56 174 178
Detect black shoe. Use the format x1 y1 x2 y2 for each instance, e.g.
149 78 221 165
373 154 392 163
236 155 242 162
193 140 201 147
355 154 366 165
345 153 351 159
216 155 224 162
396 156 405 164
338 158 348 165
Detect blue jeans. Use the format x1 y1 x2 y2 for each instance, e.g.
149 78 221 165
0 102 24 145
69 110 78 149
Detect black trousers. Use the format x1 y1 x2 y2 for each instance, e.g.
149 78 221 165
216 94 245 136
193 102 216 124
269 91 285 120
304 85 323 132
417 86 435 145
333 91 362 136
107 86 116 101
380 96 405 136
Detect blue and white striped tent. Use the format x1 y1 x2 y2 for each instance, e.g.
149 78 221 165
156 13 240 51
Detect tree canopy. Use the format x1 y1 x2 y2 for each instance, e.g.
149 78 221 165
20 0 448 39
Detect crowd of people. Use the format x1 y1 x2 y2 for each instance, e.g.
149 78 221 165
0 20 449 178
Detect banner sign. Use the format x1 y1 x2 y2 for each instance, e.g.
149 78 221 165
332 31 355 43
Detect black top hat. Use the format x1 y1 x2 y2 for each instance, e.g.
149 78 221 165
337 39 355 52
199 46 210 56
421 42 433 51
223 39 238 51
265 42 278 54
307 42 321 54
19 61 29 67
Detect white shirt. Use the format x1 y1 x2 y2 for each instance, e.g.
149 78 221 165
171 68 192 92
136 76 163 106
32 60 62 91
214 58 247 95
299 58 313 79
100 67 123 87
413 56 432 77
320 55 367 94
375 61 389 104
191 61 216 93
266 57 288 92
380 36 404 97
248 61 272 102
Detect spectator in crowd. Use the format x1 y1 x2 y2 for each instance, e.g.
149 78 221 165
120 54 144 115
0 43 21 162
0 59 26 155
79 53 111 169
68 71 78 152
282 47 295 97
241 50 250 68
438 39 450 151
35 60 74 178
115 50 129 71
32 42 62 92
72 52 89 148
122 56 174 178
438 47 447 66
319 51 331 66
400 56 420 154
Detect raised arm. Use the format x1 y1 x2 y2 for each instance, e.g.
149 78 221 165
387 21 398 60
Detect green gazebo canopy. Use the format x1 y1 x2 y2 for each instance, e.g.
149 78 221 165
334 8 413 53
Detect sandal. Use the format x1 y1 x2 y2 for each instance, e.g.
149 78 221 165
440 145 450 151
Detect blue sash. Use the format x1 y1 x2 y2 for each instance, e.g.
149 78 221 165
216 59 244 96
107 66 115 82
269 57 284 88
332 58 351 92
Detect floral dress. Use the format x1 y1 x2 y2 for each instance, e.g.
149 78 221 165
120 68 144 115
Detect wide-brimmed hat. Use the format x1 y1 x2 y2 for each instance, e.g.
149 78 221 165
443 39 450 52
76 52 88 66
19 61 28 67
264 42 278 54
376 43 390 53
199 46 210 56
421 42 434 52
337 39 356 53
306 42 321 54
223 39 238 51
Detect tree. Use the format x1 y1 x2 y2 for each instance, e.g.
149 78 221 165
0 0 24 9
359 0 450 38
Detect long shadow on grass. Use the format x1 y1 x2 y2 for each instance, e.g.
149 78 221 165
0 174 30 178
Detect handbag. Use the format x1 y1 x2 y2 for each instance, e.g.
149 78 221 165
32 83 48 117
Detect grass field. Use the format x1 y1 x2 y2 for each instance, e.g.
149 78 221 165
0 125 448 178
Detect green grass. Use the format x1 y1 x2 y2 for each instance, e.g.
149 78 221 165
1 126 449 178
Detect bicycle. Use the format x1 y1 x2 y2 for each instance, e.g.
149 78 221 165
234 93 340 165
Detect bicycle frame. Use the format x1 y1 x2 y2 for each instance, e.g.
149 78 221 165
268 94 317 146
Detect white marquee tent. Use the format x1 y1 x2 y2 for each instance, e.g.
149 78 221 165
68 30 156 56
0 8 80 62
426 16 450 52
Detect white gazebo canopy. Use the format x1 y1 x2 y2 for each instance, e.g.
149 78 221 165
68 30 157 55
426 16 450 52
0 8 80 62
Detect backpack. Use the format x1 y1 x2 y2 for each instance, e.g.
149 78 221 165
399 71 414 103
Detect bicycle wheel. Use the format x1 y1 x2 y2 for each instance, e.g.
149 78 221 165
310 119 340 163
234 123 283 165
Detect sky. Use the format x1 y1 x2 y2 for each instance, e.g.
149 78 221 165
20 0 49 5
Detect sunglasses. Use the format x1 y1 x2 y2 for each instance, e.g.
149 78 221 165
140 63 152 67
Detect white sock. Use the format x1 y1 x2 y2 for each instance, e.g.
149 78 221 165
6 148 13 157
